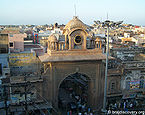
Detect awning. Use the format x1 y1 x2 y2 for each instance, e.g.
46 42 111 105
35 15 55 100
122 93 136 99
107 93 122 98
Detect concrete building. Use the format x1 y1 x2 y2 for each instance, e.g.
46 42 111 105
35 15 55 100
39 16 110 111
0 34 9 53
0 54 10 79
107 66 123 107
0 34 10 79
111 47 144 61
109 45 145 109
9 33 27 53
0 28 20 34
121 61 145 104
9 75 47 115
9 52 41 75
0 33 10 115
124 32 131 38
0 28 27 53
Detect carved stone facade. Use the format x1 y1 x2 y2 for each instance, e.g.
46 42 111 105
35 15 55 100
39 16 107 110
122 61 145 91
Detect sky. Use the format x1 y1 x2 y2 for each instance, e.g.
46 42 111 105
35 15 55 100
0 0 145 26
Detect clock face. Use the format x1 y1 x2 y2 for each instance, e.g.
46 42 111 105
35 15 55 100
74 35 82 45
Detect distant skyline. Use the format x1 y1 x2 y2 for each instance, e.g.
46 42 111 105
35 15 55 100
0 0 145 26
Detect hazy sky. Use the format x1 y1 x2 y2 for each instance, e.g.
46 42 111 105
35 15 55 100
0 0 145 26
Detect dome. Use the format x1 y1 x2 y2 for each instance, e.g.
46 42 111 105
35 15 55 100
48 34 58 42
63 16 88 34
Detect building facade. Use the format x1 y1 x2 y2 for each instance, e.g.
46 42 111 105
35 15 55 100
0 34 9 53
9 33 27 53
39 16 108 110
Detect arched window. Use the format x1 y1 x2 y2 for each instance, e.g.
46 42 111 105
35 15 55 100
140 76 144 89
126 77 131 90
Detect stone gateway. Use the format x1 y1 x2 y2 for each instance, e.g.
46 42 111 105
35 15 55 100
39 16 106 111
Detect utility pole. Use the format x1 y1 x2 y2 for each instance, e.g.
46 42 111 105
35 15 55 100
94 20 123 113
102 24 109 112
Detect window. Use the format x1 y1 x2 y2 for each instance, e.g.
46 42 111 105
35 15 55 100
5 73 8 75
9 42 13 47
74 36 82 45
0 48 7 53
141 71 145 73
111 82 115 90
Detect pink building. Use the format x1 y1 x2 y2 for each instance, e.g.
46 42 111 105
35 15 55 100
9 33 27 53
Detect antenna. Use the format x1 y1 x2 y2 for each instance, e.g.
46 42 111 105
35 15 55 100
107 12 108 20
74 4 77 16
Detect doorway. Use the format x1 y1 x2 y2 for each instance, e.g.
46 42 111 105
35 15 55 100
58 72 90 112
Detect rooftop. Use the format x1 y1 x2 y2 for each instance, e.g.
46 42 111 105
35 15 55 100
39 49 112 62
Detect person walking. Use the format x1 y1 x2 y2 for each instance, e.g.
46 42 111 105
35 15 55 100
78 112 82 115
70 110 72 115
123 102 126 109
81 103 86 112
88 107 91 113
67 111 70 115
90 113 93 115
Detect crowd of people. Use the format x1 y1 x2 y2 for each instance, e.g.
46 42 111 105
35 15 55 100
58 86 95 115
67 104 94 115
107 98 144 111
67 88 96 114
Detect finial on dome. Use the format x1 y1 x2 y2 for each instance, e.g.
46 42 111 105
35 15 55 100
73 16 78 19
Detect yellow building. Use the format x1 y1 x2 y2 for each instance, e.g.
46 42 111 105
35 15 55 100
121 37 137 45
9 52 40 75
0 34 9 53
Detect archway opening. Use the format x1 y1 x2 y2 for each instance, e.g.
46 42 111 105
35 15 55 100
58 73 90 112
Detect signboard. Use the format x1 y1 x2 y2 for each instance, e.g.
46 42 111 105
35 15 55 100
9 53 36 67
123 93 136 99
33 33 38 44
11 94 31 104
130 80 140 89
